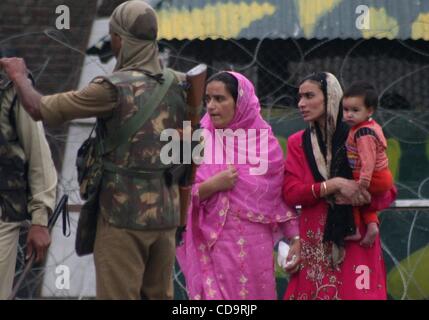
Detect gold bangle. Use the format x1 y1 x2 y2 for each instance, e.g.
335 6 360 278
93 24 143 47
321 181 327 197
311 184 317 199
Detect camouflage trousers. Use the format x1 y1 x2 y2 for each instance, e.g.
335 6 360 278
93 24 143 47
93 214 176 299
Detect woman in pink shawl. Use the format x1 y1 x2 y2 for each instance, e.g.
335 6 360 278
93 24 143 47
176 71 300 300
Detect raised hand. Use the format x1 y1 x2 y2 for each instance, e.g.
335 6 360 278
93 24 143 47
0 57 29 82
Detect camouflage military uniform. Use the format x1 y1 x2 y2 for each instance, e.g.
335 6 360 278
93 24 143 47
0 76 57 299
96 70 186 299
0 81 31 223
37 0 188 300
97 70 185 230
41 69 187 299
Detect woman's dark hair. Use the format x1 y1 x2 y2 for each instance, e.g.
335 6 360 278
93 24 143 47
299 72 327 88
343 81 378 110
207 72 239 103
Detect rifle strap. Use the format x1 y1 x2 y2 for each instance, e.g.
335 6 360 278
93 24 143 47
48 194 71 237
102 69 175 155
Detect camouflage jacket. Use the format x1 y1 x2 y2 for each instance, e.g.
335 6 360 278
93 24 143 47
0 76 30 222
96 70 187 230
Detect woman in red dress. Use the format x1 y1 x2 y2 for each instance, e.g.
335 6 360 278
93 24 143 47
283 72 396 300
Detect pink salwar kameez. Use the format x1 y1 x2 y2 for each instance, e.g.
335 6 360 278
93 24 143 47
176 72 299 300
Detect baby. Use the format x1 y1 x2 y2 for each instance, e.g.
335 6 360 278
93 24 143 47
342 81 394 247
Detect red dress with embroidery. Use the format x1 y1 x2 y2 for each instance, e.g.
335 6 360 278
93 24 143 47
282 131 387 300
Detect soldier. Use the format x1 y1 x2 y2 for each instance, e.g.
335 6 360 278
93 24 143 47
0 72 57 299
0 1 187 299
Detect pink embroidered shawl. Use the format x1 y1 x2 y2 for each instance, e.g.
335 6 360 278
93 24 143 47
193 71 296 245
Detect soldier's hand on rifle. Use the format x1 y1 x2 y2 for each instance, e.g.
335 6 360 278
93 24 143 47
213 165 238 192
0 57 29 82
26 225 51 263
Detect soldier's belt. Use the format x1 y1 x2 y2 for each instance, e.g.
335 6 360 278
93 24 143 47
103 160 167 180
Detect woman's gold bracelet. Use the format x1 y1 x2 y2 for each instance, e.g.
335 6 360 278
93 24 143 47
321 181 327 197
311 184 317 199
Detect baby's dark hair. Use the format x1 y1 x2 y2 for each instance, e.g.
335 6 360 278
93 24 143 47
343 81 378 110
207 72 238 103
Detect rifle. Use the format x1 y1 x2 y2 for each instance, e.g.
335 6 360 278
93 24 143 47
8 194 70 300
179 64 207 226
